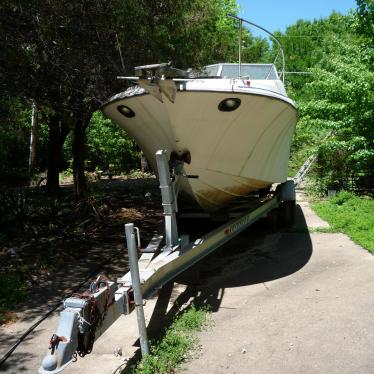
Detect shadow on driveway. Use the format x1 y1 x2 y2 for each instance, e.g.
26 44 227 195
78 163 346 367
122 204 312 372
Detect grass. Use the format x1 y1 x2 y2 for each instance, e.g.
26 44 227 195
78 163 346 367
311 191 374 253
132 304 209 374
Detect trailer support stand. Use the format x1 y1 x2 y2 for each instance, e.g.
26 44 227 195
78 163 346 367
156 150 179 250
125 223 149 356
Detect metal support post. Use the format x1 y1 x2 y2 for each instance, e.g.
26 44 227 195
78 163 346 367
156 150 179 250
125 223 149 356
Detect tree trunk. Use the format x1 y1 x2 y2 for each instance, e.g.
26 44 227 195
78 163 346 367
46 116 70 194
47 121 61 194
140 153 149 172
29 100 38 176
72 118 88 199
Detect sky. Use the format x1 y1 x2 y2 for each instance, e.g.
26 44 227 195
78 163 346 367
236 0 357 36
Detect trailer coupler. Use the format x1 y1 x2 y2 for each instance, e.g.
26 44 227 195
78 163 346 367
39 278 133 373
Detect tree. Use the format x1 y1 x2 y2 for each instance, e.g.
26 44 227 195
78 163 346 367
1 0 243 197
28 101 38 175
278 9 374 191
305 40 374 187
0 97 31 185
357 0 374 44
63 111 140 174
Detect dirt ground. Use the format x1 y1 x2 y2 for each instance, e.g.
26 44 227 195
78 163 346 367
0 178 162 372
1 187 374 373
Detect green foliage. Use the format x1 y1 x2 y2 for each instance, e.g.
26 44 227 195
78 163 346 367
281 11 374 192
62 112 140 173
133 304 208 374
357 0 374 44
312 191 374 253
278 12 354 92
330 190 355 205
0 97 50 185
304 39 374 189
87 112 140 172
112 0 242 70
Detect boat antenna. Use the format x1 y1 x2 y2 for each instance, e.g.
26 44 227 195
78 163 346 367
227 14 285 82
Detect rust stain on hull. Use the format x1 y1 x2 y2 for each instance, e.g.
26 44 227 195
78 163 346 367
195 179 271 211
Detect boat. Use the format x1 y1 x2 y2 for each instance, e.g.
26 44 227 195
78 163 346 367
102 16 297 212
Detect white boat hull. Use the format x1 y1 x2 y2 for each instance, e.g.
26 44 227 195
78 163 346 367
103 80 297 211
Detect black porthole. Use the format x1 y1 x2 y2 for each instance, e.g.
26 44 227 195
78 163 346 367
117 105 135 118
218 98 241 112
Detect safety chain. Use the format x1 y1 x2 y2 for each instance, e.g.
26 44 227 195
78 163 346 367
74 275 111 357
75 292 100 357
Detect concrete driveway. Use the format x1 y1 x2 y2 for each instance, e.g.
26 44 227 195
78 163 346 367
184 193 374 374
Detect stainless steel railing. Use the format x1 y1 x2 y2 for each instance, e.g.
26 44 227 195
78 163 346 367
227 14 285 82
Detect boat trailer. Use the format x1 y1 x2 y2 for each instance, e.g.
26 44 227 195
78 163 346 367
39 150 296 373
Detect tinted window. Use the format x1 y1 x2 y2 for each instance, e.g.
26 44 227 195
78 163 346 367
221 64 278 80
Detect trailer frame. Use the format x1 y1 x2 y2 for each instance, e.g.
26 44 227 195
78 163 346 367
39 150 295 373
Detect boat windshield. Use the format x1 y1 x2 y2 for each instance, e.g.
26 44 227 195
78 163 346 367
203 64 279 80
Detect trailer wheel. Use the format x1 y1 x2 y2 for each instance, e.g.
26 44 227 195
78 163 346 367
282 200 296 226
